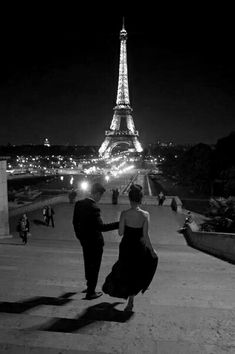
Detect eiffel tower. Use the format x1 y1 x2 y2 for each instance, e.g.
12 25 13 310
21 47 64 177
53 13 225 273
99 19 143 158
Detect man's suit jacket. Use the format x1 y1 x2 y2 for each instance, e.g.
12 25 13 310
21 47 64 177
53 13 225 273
73 198 119 246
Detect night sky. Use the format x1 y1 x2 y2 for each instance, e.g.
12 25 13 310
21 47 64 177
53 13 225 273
0 6 234 147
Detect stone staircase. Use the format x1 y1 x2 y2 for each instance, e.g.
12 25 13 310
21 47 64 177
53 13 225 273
1 203 234 353
0 300 130 353
0 241 133 353
0 255 154 354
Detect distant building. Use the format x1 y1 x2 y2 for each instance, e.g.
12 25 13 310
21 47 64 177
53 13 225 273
44 138 50 147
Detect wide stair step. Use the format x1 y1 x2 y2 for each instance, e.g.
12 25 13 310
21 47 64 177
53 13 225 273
0 328 109 353
0 299 134 353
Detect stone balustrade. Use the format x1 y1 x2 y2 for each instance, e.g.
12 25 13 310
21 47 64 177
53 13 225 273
185 224 235 264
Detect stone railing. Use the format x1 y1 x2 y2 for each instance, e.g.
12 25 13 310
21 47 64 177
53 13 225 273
0 159 10 238
171 196 183 212
184 224 235 264
9 195 68 217
8 191 183 216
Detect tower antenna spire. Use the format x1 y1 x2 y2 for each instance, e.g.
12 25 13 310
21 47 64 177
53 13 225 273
122 16 125 30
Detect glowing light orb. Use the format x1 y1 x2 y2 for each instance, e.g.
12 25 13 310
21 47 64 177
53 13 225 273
80 180 89 191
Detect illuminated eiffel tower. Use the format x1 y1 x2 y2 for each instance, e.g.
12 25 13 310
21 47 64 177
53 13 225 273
99 19 143 158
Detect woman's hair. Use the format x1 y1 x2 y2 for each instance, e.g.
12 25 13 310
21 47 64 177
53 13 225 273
128 184 143 203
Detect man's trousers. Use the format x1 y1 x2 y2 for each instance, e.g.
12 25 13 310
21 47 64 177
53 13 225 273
81 242 103 294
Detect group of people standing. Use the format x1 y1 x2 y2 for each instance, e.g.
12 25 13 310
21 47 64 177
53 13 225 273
73 182 158 311
17 204 55 245
42 205 55 227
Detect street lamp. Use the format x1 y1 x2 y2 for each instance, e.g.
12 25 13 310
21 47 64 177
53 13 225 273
80 180 89 191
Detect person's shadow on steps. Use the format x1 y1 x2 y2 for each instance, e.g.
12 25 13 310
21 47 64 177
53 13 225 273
40 302 134 333
0 292 76 314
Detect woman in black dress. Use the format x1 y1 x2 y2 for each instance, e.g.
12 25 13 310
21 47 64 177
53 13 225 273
102 184 158 311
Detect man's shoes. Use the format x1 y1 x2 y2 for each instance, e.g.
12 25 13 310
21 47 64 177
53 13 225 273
81 288 88 293
85 291 103 300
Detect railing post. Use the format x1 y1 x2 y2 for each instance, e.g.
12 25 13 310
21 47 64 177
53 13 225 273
0 158 12 238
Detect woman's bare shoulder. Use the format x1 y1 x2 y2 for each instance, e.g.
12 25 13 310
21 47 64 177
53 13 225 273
139 209 150 219
120 209 130 217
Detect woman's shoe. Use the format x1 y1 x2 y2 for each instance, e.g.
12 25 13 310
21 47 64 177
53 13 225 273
85 291 103 300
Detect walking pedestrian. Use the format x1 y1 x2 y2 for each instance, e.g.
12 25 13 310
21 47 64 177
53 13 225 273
112 188 119 205
69 188 77 204
158 191 165 206
102 184 158 311
42 206 48 225
73 182 119 300
45 205 55 227
17 213 30 245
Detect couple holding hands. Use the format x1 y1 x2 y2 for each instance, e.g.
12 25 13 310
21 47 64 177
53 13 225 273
73 182 158 312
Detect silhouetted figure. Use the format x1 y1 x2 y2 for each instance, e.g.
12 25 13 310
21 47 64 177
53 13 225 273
17 213 30 244
112 188 119 205
42 206 48 224
102 184 158 312
158 191 165 206
69 188 77 204
73 183 119 300
45 205 55 227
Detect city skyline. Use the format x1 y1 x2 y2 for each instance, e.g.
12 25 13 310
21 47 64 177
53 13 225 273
1 9 234 147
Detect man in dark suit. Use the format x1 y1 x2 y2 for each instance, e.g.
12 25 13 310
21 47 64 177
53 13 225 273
73 182 119 300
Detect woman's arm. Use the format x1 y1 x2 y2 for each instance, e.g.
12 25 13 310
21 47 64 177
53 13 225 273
118 211 125 236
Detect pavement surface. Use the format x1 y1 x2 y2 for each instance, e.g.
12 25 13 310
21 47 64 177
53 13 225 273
0 202 234 353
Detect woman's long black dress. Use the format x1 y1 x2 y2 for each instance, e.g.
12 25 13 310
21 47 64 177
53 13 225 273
102 225 158 299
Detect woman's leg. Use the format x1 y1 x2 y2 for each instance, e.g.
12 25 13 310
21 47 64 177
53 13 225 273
124 295 134 311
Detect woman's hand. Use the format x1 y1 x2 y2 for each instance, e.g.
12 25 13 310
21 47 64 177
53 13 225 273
151 248 157 258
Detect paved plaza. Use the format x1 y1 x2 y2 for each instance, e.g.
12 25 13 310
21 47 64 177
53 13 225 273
0 201 234 353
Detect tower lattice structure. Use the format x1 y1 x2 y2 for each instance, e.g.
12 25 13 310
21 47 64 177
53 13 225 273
99 21 143 157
